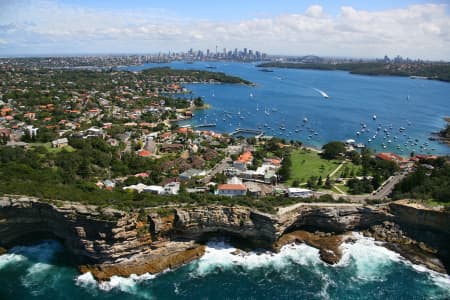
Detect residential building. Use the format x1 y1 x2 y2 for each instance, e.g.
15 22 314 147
287 188 312 198
217 184 247 197
51 137 69 148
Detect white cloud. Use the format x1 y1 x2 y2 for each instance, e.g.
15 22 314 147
0 1 449 60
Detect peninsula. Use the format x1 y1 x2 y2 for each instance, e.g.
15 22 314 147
257 61 450 82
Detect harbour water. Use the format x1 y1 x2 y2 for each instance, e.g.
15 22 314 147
1 235 449 299
125 61 450 156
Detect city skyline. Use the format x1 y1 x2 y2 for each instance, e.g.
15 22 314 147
0 0 449 60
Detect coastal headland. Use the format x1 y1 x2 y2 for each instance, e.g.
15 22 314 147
0 196 448 281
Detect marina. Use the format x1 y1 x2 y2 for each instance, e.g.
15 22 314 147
128 61 450 156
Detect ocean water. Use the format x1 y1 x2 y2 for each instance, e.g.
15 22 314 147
124 61 450 155
0 234 449 299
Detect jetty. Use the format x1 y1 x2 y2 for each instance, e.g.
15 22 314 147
230 128 265 138
193 123 216 129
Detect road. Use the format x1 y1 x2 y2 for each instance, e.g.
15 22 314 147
368 173 406 199
199 156 231 184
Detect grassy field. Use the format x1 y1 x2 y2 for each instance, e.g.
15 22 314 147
288 149 342 185
30 142 76 153
287 148 363 187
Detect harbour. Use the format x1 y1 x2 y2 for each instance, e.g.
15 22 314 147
154 61 450 156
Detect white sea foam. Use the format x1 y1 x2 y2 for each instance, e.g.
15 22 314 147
0 253 26 269
190 240 322 277
75 271 98 288
75 271 156 298
339 232 450 289
0 240 61 273
338 232 401 281
97 273 155 299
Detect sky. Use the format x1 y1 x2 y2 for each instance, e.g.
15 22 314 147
0 0 449 60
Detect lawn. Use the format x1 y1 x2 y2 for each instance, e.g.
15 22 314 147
30 142 76 153
288 148 342 185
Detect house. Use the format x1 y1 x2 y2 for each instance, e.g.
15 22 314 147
164 182 180 195
0 128 11 140
375 152 404 163
143 185 165 195
86 127 104 138
123 183 148 193
217 184 247 197
233 151 253 171
137 149 152 157
51 137 69 148
179 169 206 181
287 188 312 198
244 182 262 197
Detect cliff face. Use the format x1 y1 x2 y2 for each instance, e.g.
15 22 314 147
388 201 450 270
0 196 448 279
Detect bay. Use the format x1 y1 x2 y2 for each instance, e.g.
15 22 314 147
125 61 450 155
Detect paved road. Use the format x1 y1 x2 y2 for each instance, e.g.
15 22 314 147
369 173 406 199
199 156 231 184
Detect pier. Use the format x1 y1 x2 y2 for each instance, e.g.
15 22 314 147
193 123 217 129
230 128 265 138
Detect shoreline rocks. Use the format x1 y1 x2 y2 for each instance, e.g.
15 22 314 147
0 196 448 281
363 221 447 274
79 242 205 281
274 230 352 265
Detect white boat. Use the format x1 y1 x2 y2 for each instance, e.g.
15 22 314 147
372 114 377 120
313 88 329 98
303 117 308 123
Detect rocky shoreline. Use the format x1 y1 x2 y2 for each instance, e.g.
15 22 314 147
0 196 448 281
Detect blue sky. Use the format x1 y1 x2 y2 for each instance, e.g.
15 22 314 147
1 0 449 59
57 0 449 20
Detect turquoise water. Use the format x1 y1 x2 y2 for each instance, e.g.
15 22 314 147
1 235 449 299
125 61 450 155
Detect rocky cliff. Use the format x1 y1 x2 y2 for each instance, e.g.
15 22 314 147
0 196 448 280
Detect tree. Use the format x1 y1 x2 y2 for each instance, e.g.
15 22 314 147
324 176 332 189
193 97 204 107
322 141 346 159
317 176 323 186
307 176 317 189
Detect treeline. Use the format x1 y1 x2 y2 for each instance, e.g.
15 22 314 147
392 157 450 203
142 67 252 85
257 62 450 82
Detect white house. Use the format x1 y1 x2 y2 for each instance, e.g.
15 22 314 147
287 188 313 198
143 185 165 195
164 182 180 195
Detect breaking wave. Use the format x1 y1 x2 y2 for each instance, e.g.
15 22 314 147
1 236 448 299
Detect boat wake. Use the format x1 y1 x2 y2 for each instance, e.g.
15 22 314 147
313 88 329 98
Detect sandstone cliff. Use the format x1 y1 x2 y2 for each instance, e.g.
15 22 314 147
0 195 448 280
